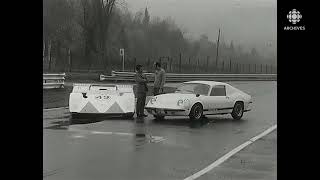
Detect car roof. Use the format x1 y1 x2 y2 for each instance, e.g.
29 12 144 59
183 81 228 86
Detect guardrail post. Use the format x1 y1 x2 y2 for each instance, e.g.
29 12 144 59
249 64 251 73
229 58 232 73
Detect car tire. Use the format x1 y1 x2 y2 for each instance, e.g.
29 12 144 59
153 115 165 121
231 102 244 120
189 103 203 121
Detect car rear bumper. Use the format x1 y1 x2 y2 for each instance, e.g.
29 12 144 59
70 112 134 119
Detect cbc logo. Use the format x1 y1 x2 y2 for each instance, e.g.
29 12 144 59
287 9 302 24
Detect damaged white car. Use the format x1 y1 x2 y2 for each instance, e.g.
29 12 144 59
69 84 135 119
145 81 252 121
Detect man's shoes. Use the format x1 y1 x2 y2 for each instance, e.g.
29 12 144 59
137 114 147 118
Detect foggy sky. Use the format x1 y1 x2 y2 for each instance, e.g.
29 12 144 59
124 0 277 58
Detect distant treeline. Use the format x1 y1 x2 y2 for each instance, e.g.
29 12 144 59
43 0 276 73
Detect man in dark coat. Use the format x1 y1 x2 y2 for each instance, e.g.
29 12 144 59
135 65 148 117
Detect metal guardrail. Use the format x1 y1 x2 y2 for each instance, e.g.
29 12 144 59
100 71 277 82
43 73 66 89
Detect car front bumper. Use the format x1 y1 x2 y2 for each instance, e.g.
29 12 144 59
145 107 187 116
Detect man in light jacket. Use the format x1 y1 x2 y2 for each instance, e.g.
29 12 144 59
153 62 166 96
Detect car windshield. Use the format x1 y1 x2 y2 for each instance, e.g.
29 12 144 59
175 83 210 95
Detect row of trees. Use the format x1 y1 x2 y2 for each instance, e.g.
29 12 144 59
43 0 276 73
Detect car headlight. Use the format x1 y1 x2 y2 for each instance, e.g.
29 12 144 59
150 97 157 104
183 99 190 107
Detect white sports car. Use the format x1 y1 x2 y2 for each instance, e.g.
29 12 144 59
145 81 252 121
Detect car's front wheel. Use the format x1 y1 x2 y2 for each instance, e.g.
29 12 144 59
189 103 203 121
231 102 244 120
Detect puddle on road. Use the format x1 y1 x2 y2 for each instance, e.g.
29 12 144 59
49 118 168 147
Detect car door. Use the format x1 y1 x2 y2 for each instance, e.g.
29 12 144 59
206 85 233 114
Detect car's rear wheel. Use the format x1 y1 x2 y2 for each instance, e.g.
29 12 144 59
189 103 203 121
153 115 165 121
231 102 244 120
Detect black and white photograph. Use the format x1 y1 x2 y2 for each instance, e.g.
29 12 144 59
43 0 278 179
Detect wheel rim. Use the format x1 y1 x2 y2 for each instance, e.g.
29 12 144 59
194 106 202 119
235 104 243 116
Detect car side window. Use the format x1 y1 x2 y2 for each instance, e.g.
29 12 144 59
210 85 226 96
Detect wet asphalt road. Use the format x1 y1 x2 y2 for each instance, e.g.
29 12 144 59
43 81 276 180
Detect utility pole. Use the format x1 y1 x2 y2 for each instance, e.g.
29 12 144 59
68 49 72 72
48 40 51 71
43 41 45 61
215 28 220 69
222 61 224 72
206 56 209 72
197 58 199 73
179 52 182 73
120 48 125 71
